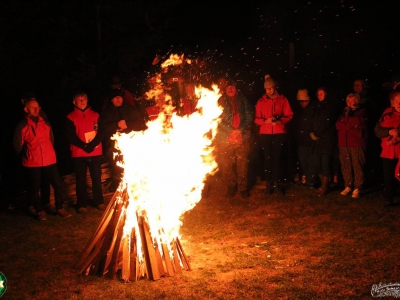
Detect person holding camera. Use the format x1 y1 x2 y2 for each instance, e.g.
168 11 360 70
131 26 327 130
254 75 293 196
336 93 368 199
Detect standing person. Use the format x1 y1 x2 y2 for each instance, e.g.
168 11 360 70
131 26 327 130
66 91 105 214
216 80 254 198
102 75 136 110
311 87 337 197
13 98 72 220
97 89 146 191
336 93 368 198
254 75 293 196
293 89 318 187
374 91 400 206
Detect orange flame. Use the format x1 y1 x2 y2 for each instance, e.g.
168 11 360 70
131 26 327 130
113 84 222 261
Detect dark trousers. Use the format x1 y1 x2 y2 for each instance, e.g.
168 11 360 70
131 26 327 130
259 134 286 181
382 158 398 200
74 156 104 208
26 164 64 212
298 145 318 183
316 153 332 177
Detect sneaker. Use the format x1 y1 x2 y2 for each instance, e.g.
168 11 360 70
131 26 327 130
57 208 72 218
37 211 47 221
240 190 250 199
97 204 106 211
77 207 87 214
351 189 360 199
340 187 352 196
44 204 56 214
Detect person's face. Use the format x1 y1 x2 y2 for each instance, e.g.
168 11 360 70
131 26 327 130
299 100 309 108
391 95 400 112
317 90 326 101
353 81 363 93
24 100 40 117
73 95 88 110
346 96 359 108
265 86 275 97
111 96 123 107
225 85 237 97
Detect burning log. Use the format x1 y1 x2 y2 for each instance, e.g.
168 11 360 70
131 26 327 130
75 186 191 282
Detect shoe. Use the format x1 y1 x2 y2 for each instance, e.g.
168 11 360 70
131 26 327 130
37 211 47 221
301 175 306 184
77 207 87 214
240 190 250 199
351 189 360 199
340 187 352 196
57 208 72 218
28 205 37 216
97 204 106 211
44 204 56 214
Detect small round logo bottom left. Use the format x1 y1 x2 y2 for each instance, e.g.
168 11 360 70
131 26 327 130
0 272 7 297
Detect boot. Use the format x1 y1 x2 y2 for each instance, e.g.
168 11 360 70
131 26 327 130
317 176 329 197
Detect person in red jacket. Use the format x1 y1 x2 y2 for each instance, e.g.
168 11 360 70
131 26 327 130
66 91 105 214
375 91 400 206
336 93 368 199
13 98 72 220
254 75 293 196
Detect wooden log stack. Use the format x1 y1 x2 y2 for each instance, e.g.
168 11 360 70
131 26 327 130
75 187 191 282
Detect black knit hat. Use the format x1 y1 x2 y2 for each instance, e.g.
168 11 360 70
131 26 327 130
109 89 124 100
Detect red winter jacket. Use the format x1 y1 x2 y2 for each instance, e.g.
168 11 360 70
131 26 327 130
13 115 57 167
254 94 293 134
374 107 400 159
335 107 368 148
66 106 102 158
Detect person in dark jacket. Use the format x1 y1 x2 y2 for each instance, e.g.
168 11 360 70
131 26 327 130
336 93 368 199
13 98 72 220
94 89 146 191
216 80 254 198
66 91 105 214
374 91 400 206
311 87 337 197
293 89 318 187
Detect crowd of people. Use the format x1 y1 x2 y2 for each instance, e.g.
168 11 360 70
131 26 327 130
9 71 400 221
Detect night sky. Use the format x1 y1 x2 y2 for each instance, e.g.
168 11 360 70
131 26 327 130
1 0 399 176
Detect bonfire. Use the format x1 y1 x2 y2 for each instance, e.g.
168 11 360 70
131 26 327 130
75 54 222 281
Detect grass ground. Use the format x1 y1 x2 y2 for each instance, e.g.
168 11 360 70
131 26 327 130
1 176 399 300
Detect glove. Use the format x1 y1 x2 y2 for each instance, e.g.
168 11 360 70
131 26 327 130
83 143 95 153
310 132 319 141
